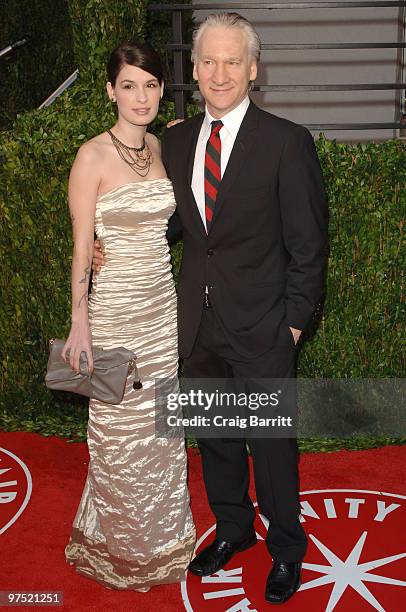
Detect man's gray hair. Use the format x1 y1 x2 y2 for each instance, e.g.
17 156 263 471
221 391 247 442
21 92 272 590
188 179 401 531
191 12 261 64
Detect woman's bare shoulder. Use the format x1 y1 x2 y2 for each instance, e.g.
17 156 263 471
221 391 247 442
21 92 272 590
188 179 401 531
75 132 111 163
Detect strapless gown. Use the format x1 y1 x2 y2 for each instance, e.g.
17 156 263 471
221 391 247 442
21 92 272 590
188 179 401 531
65 178 195 590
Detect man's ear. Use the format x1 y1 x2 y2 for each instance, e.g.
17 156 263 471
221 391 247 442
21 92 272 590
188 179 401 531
249 62 258 82
160 80 164 99
192 63 198 81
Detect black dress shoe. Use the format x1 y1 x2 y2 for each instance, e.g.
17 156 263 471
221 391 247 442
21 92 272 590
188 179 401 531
188 535 257 576
265 560 302 604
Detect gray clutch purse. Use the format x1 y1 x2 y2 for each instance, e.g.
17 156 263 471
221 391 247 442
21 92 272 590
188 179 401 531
45 338 142 404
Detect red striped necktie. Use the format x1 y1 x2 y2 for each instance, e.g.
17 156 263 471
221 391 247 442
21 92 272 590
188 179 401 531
204 120 223 230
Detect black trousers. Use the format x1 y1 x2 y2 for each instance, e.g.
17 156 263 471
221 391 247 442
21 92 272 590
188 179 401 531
183 307 307 563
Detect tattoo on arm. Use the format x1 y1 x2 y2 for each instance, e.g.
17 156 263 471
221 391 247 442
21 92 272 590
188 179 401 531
78 290 88 308
79 259 90 284
77 258 90 308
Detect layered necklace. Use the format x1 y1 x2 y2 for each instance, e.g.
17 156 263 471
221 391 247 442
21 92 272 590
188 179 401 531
108 129 153 177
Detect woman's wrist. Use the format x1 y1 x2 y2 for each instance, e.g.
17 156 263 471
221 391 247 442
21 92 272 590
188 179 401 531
70 316 90 329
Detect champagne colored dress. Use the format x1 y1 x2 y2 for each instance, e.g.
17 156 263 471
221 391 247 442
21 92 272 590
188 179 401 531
65 178 195 590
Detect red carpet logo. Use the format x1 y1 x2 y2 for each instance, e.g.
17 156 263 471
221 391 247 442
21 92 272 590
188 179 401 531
182 489 406 611
0 447 32 535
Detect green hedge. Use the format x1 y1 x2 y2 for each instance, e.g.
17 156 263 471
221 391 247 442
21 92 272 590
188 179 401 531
298 137 405 378
68 0 147 80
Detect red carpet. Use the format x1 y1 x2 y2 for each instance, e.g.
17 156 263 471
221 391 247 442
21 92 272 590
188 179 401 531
0 431 404 611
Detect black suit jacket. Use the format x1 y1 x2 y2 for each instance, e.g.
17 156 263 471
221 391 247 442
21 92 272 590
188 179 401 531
162 101 328 359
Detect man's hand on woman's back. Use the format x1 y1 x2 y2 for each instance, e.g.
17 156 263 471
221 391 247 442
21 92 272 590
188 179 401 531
92 239 104 273
166 118 184 129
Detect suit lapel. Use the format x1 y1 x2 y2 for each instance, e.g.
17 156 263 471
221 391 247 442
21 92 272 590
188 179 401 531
183 114 206 236
210 101 260 231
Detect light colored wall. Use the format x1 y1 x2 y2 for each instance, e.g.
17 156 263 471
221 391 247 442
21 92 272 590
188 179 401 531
191 0 405 142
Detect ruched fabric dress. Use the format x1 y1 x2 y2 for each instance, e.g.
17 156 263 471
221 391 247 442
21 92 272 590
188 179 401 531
65 178 195 590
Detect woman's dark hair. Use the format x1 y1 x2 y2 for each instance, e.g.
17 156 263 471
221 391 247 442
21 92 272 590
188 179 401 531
107 42 163 86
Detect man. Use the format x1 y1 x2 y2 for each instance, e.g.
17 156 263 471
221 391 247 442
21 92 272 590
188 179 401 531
95 12 328 604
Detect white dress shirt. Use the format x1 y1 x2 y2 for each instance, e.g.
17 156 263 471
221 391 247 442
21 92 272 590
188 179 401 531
191 96 250 232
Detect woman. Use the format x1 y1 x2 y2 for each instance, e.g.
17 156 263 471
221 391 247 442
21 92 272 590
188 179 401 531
62 42 195 591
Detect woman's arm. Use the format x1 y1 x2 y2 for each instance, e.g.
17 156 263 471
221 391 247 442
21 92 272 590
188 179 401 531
61 143 101 374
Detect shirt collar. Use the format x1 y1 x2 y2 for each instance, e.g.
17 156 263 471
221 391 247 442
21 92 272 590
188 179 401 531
203 96 250 139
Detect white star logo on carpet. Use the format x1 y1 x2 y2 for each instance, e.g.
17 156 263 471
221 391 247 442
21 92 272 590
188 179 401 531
301 530 406 611
183 489 406 611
